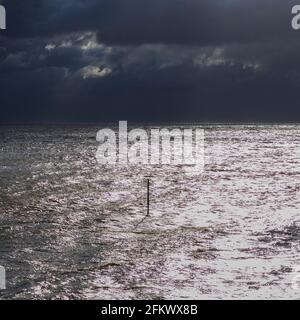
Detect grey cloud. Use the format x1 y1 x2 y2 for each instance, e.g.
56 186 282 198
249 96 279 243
1 0 300 123
2 0 297 45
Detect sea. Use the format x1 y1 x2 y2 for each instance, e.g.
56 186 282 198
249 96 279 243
0 124 299 299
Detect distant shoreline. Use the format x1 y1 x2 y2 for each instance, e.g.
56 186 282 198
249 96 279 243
1 122 300 127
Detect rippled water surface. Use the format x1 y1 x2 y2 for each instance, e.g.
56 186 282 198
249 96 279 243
0 124 299 299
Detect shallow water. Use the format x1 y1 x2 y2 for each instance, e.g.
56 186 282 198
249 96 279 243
0 124 299 299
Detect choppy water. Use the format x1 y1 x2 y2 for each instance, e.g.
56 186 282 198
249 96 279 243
0 124 299 300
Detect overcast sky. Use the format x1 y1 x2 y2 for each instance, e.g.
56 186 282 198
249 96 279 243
0 0 300 123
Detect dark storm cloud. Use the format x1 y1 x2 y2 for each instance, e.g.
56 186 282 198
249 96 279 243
96 0 296 46
0 0 300 123
2 0 298 44
1 0 110 38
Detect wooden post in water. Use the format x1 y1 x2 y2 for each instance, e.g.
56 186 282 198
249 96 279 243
147 178 150 217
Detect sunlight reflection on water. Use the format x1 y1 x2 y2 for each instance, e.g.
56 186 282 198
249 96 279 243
0 124 299 299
